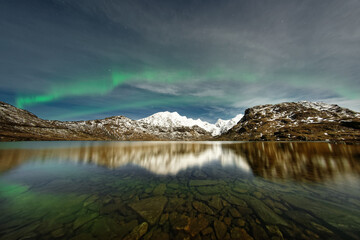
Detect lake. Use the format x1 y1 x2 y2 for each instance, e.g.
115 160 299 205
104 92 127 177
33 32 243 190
0 141 359 240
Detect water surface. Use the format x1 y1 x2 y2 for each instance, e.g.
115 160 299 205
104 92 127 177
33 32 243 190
0 141 359 240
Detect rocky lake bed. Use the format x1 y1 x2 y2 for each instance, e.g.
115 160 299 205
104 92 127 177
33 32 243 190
0 141 359 240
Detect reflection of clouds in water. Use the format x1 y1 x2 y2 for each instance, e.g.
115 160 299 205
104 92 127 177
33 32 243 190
0 142 359 182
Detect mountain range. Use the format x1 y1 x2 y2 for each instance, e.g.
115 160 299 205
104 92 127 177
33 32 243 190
0 101 359 143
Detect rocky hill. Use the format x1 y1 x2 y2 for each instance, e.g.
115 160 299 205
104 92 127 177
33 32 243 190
220 101 360 143
0 102 211 141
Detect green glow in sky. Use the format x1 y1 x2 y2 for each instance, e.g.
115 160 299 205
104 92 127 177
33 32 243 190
16 68 258 109
16 78 114 109
111 69 192 85
50 95 202 120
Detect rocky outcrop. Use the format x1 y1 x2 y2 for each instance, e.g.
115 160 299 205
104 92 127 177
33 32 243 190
221 101 360 143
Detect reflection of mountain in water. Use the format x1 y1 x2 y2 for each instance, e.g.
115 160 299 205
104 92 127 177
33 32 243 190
0 142 251 175
0 142 359 182
224 142 360 182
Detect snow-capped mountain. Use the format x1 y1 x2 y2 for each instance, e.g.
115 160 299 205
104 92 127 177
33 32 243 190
138 111 243 136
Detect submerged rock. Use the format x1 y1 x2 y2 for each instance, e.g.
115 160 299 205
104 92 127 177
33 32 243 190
167 197 186 210
266 225 284 240
250 220 269 240
167 182 180 189
159 213 169 225
229 207 242 218
232 187 249 194
192 201 214 215
91 217 113 239
252 191 263 199
201 227 214 236
311 221 333 234
174 231 191 240
169 212 190 230
284 210 316 226
186 216 210 236
236 219 246 227
236 206 253 216
83 195 99 207
123 222 149 240
232 182 250 194
194 192 212 201
263 198 287 211
197 186 223 195
73 213 98 230
149 231 170 240
128 196 167 225
51 227 66 238
224 217 232 225
214 220 227 239
208 196 223 211
231 227 254 240
114 220 139 239
189 180 225 186
282 194 360 233
239 195 288 226
230 227 243 239
222 194 247 207
152 184 166 195
100 202 123 214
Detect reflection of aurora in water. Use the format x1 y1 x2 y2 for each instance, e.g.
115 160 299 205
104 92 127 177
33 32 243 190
1 141 359 182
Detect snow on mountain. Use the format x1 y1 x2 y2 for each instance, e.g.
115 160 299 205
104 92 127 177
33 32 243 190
2 100 359 142
222 101 360 143
215 114 244 135
138 111 243 136
1 101 213 141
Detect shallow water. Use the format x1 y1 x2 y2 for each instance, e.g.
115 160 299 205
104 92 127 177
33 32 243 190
0 141 359 240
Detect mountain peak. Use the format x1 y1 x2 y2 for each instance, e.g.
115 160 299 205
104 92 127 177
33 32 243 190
138 111 243 136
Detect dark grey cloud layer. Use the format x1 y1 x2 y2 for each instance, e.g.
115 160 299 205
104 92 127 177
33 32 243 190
0 0 359 120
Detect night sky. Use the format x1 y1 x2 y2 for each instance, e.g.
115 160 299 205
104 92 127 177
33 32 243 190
1 0 359 122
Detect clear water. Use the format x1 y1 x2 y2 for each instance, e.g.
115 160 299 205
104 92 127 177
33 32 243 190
0 141 359 240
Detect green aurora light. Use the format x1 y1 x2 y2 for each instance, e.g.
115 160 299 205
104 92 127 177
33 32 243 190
16 68 258 109
49 95 209 120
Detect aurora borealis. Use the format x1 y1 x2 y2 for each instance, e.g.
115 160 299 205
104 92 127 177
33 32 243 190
1 0 360 121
